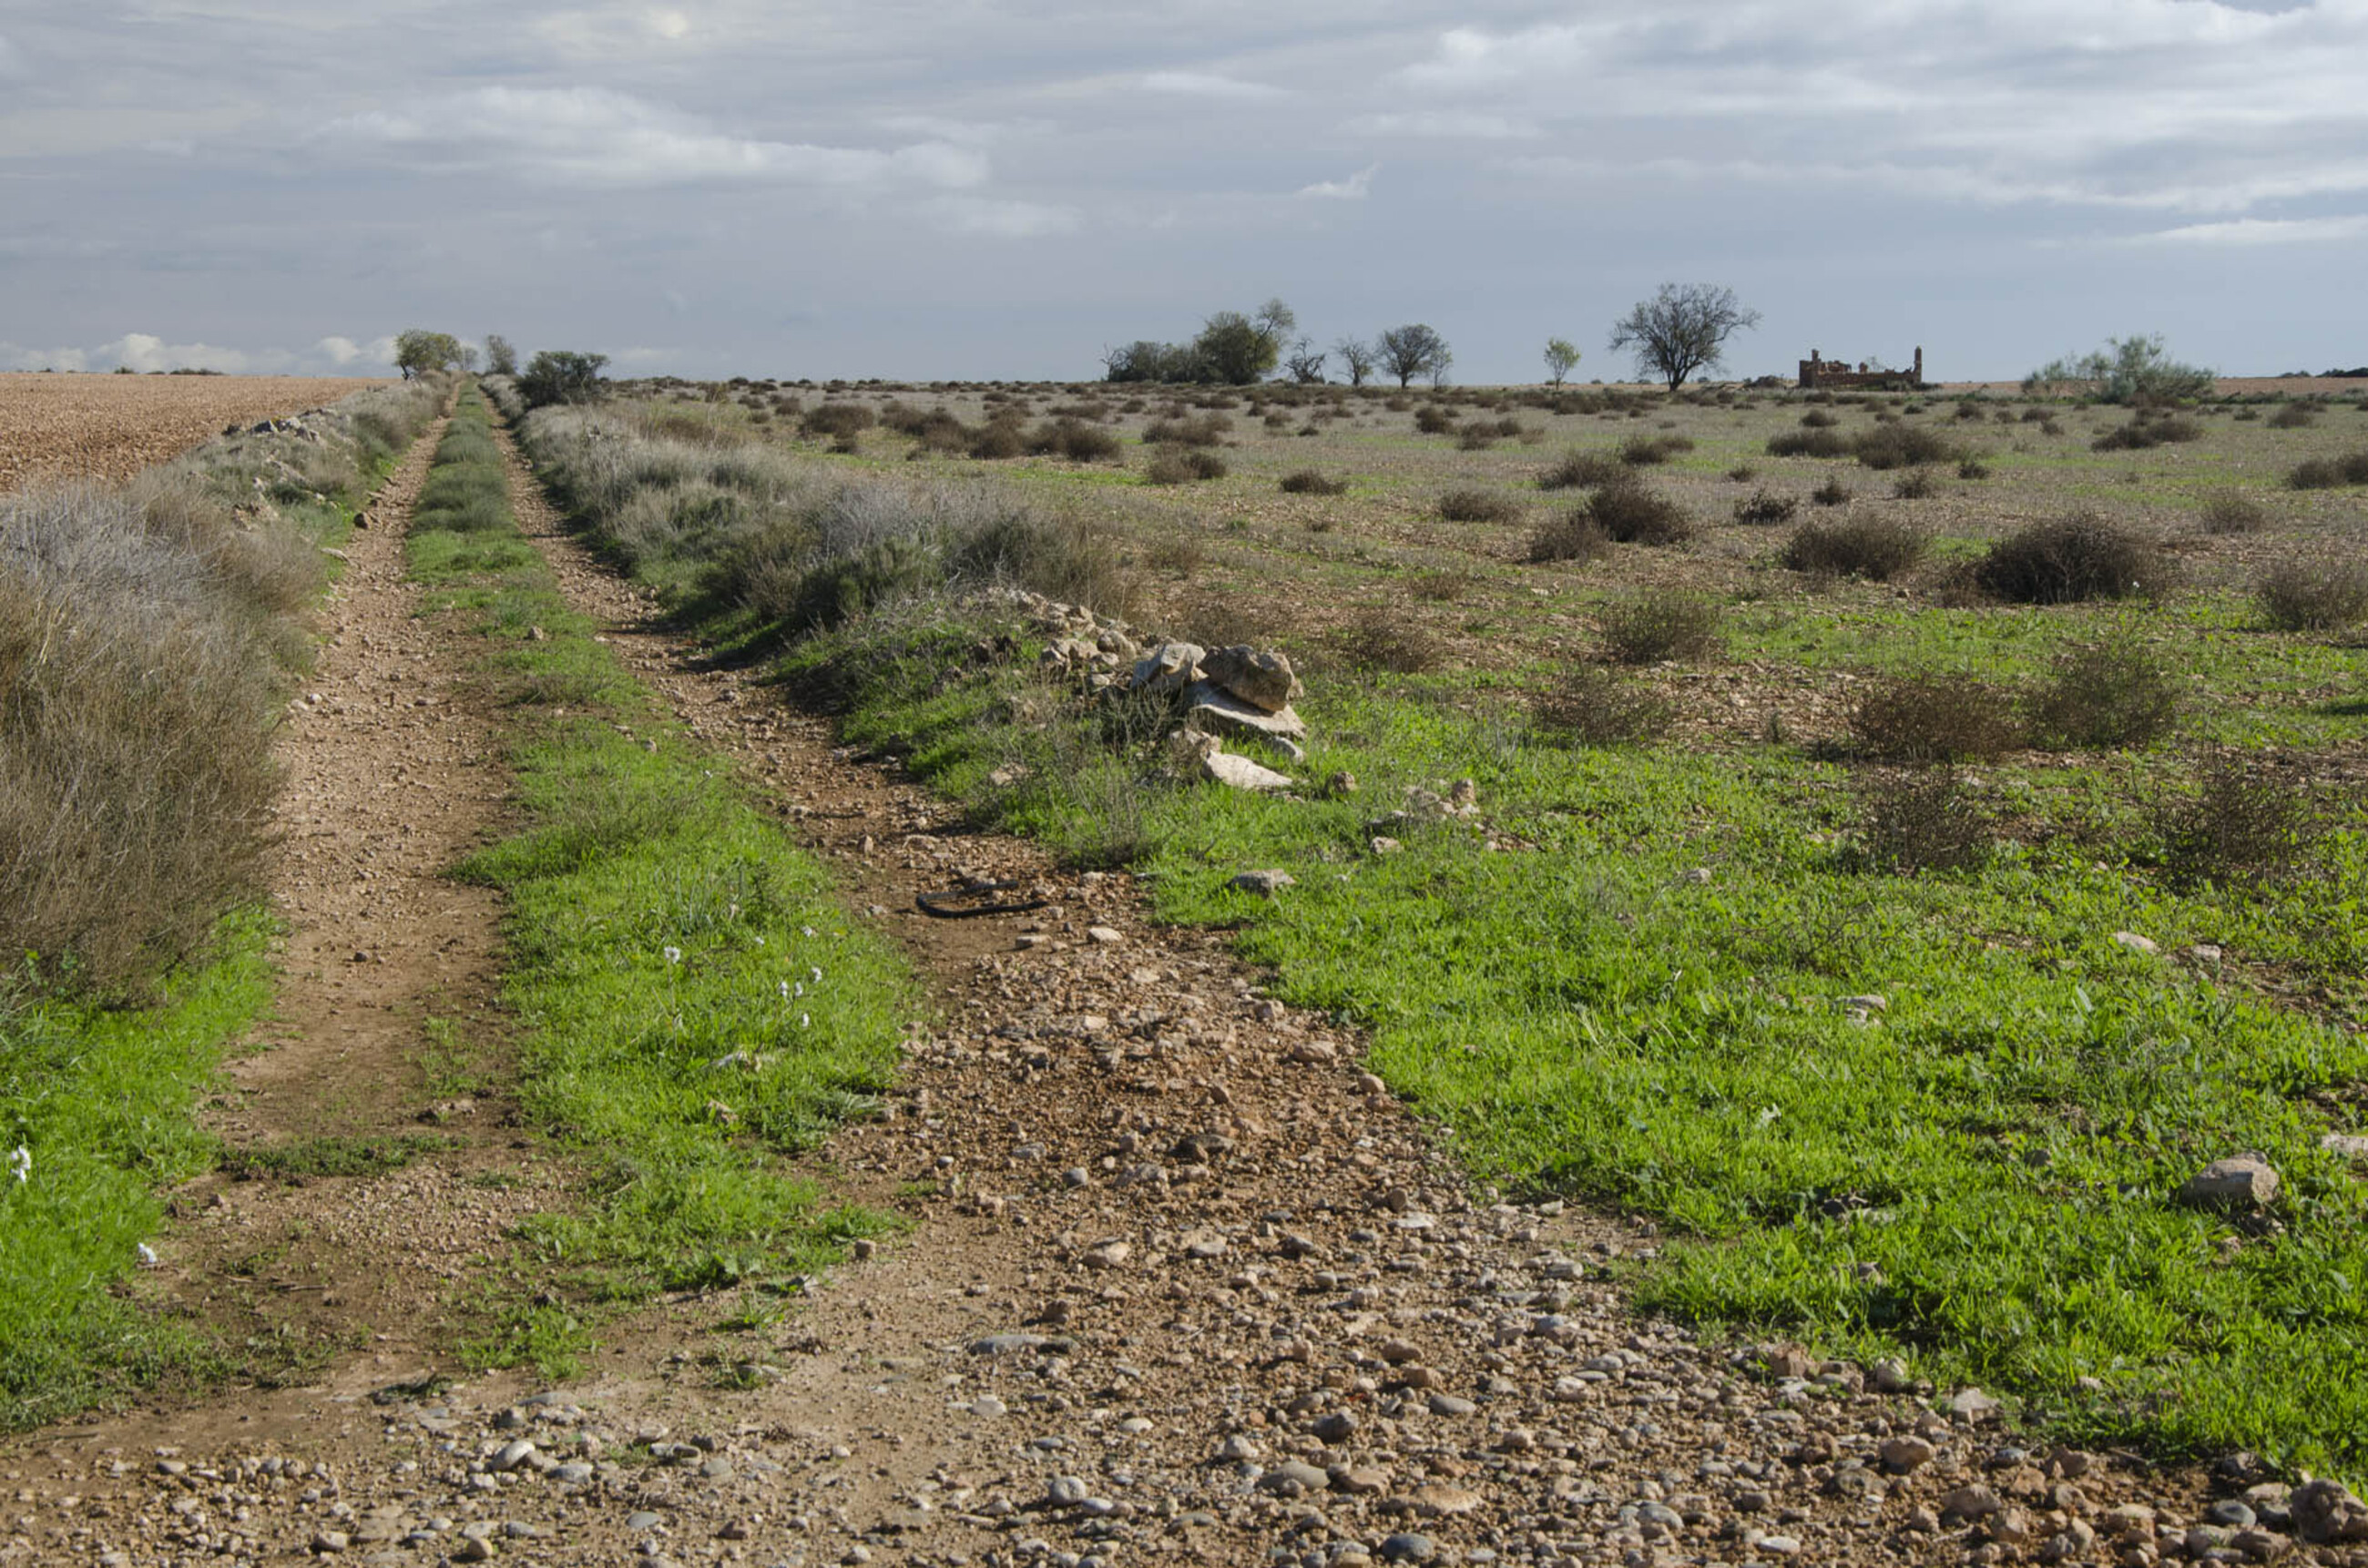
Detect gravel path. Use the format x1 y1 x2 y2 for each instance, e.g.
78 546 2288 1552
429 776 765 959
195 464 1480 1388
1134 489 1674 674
3 414 2352 1568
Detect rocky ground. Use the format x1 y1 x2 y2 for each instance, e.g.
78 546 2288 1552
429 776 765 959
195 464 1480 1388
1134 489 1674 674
5 416 2363 1568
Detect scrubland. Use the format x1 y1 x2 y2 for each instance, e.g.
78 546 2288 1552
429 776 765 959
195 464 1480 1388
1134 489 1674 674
505 369 2368 1474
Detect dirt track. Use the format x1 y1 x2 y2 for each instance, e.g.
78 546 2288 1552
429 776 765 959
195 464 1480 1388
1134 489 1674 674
0 372 389 492
0 414 2329 1568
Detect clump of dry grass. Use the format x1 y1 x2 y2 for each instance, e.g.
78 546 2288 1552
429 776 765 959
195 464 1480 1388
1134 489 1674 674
2162 752 2322 890
1539 450 1622 490
1848 673 2024 761
1279 469 1347 495
1853 768 1992 874
2198 490 2271 535
1526 509 1612 565
1583 473 1695 545
1145 449 1228 484
2026 635 2181 748
2255 558 2368 631
1975 513 2172 604
1437 488 1523 524
1531 663 1674 746
1732 488 1798 526
1779 514 1925 579
1597 589 1723 664
1337 607 1443 673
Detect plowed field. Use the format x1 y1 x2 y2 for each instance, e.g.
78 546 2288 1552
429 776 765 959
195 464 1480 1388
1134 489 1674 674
0 372 390 492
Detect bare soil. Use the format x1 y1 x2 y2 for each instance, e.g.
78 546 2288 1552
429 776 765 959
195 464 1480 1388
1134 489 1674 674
0 415 2324 1568
0 372 389 492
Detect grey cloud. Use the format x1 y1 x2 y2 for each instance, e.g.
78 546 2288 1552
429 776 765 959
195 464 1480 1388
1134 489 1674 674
309 86 990 188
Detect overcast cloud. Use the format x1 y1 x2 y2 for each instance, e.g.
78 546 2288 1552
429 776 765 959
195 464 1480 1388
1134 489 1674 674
2 1 2362 382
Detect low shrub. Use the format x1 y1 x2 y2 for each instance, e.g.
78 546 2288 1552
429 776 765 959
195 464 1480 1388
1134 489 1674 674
1584 473 1695 545
1141 413 1231 447
1975 513 2171 603
1848 673 2023 761
1766 428 1849 459
801 402 877 440
1414 406 1457 434
2092 416 2201 452
1800 409 1840 428
2198 490 2271 535
1279 470 1348 495
1618 433 1694 465
1540 451 1622 490
2255 559 2368 631
1851 424 1959 471
1810 476 1852 506
1893 468 1940 500
2163 752 2321 889
1438 488 1523 524
1597 589 1722 664
1732 488 1798 526
950 512 1134 616
2287 452 2368 489
2026 635 2181 748
967 421 1028 460
1337 608 1442 673
1531 663 1675 745
1145 450 1228 484
2267 402 2317 429
1456 428 1498 451
1956 458 1991 481
1026 419 1122 463
1408 569 1474 602
1854 767 1992 873
1526 510 1612 565
1779 514 1925 579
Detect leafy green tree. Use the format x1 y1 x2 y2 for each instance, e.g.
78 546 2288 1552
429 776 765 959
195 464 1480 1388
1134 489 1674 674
393 329 462 380
1377 323 1453 387
485 334 518 376
1544 337 1581 385
2023 335 2214 404
1192 298 1297 385
517 349 609 407
1608 284 1760 391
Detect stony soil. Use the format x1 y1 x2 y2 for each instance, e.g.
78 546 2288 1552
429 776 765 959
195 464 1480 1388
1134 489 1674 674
2 416 2355 1568
0 372 387 492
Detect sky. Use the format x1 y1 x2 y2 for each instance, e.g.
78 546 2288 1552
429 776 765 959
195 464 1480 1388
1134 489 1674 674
2 1 2364 385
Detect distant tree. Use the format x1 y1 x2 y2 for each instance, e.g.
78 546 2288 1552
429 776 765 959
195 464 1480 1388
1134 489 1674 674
458 344 482 374
485 334 518 376
1377 323 1453 387
1193 298 1297 384
1332 336 1377 387
1102 339 1205 383
1608 283 1761 391
2023 334 2214 404
1543 337 1581 385
393 328 463 380
516 349 609 407
1283 338 1328 384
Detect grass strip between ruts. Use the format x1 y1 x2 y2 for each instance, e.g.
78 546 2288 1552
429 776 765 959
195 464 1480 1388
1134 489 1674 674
407 387 914 1375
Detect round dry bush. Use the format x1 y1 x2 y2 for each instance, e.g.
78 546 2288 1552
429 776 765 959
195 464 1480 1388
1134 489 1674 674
2255 559 2368 632
1526 509 1611 565
2198 490 2271 535
1780 514 1925 580
1540 450 1622 490
2026 636 2181 749
1279 469 1348 495
1531 663 1674 746
1848 673 2023 762
1597 589 1723 665
1585 473 1695 545
1975 513 2172 604
1437 488 1523 524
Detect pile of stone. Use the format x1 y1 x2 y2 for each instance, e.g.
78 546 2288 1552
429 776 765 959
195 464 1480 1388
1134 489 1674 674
1005 590 1313 793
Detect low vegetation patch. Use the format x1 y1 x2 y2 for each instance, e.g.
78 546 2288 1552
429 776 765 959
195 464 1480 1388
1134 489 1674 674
2255 559 2368 632
1530 663 1675 745
1849 673 2024 761
1975 513 2172 604
1436 487 1523 524
1597 588 1723 665
1732 488 1798 526
1853 766 1992 873
1278 469 1348 495
2198 490 2271 535
2287 451 2368 489
428 386 914 1371
1145 449 1229 485
1538 450 1622 490
1778 514 1924 579
2025 635 2181 748
1525 509 1612 565
1581 473 1695 546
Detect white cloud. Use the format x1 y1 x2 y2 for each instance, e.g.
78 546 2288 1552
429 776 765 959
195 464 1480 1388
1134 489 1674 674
102 332 291 374
310 87 989 190
926 196 1084 239
2128 213 2368 246
1142 70 1284 100
648 8 690 40
316 334 397 367
3 342 89 372
1298 163 1378 200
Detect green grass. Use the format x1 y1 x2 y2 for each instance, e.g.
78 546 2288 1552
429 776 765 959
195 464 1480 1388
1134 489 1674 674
412 388 914 1376
217 1134 454 1182
0 915 275 1426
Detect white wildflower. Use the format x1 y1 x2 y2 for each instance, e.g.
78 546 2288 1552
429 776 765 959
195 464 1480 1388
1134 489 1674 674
810 966 823 984
6 1145 27 1185
793 982 804 999
663 946 683 965
136 1242 158 1267
799 1013 811 1029
801 926 817 939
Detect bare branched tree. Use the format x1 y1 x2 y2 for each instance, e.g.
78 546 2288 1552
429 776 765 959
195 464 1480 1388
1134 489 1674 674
1283 338 1329 383
1377 323 1453 387
1608 284 1761 391
1332 336 1377 387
